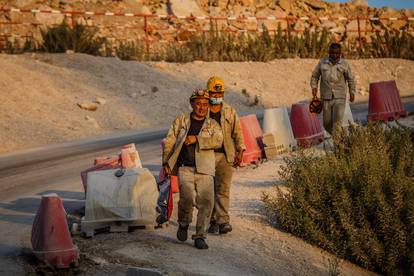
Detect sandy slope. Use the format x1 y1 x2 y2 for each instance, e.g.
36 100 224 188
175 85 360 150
0 53 413 154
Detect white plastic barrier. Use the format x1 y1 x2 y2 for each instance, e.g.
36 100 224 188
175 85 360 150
262 107 297 151
342 101 355 127
82 168 158 228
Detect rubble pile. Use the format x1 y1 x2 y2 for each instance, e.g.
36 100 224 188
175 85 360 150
0 0 413 49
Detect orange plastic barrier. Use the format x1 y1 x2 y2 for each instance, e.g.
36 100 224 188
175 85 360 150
121 143 142 168
239 114 263 166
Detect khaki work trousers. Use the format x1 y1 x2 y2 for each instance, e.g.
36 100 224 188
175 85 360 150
323 98 345 135
211 152 233 225
177 166 214 239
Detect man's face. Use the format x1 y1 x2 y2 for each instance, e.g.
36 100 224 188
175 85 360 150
209 91 224 99
329 48 341 63
191 98 209 118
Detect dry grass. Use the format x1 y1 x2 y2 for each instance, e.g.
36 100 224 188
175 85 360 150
4 22 414 61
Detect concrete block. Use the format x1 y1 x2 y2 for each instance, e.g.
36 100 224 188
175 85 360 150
264 145 287 159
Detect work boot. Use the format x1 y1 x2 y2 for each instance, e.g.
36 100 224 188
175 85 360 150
194 238 209 249
219 223 232 234
177 225 189 242
208 221 219 234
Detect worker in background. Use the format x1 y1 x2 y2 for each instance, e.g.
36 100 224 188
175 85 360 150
207 76 246 235
162 89 223 249
311 43 356 134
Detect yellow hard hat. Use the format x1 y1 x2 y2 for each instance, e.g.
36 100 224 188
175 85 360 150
207 76 225 93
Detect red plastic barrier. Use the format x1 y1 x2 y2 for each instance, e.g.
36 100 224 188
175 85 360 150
239 114 263 166
367 80 407 122
31 194 79 268
81 143 142 194
81 157 120 194
290 103 324 147
159 139 179 193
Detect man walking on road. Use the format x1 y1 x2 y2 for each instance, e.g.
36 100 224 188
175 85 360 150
206 76 246 235
162 89 223 249
311 43 356 134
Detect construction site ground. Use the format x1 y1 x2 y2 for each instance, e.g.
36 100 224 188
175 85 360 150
0 53 413 275
1 53 413 154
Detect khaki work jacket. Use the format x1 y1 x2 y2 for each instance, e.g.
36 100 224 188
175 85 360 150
162 113 223 176
311 58 356 100
217 102 246 163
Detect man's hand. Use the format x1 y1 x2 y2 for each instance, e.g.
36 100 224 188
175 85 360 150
163 164 171 176
312 88 317 97
349 93 355 103
185 135 197 146
233 150 244 167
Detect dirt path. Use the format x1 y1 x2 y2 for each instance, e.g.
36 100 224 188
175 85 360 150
60 158 376 276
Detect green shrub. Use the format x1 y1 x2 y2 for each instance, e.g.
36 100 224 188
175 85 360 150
370 30 414 60
6 21 414 61
3 37 36 54
23 38 37 52
115 41 146 60
164 42 194 62
40 21 71 53
40 21 105 55
263 123 414 275
160 25 334 62
4 38 21 54
71 24 106 55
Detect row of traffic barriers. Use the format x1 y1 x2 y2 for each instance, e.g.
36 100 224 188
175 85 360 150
239 79 408 165
31 143 154 268
29 140 182 269
29 80 407 269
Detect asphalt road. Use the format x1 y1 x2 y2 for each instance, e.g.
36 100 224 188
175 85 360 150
0 139 162 274
0 97 413 274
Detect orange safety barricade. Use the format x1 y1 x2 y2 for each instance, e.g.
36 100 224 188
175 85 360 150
239 114 263 166
31 194 79 268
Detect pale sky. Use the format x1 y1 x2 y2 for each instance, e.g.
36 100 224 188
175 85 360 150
325 0 414 9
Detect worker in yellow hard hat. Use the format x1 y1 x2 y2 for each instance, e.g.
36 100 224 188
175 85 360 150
206 76 246 235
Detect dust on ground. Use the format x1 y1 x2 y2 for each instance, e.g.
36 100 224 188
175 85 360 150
1 53 413 154
16 157 377 276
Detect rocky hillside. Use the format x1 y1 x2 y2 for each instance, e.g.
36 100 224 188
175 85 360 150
4 0 414 18
1 0 413 47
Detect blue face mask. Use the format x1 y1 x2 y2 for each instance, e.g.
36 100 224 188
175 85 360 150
210 97 223 105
